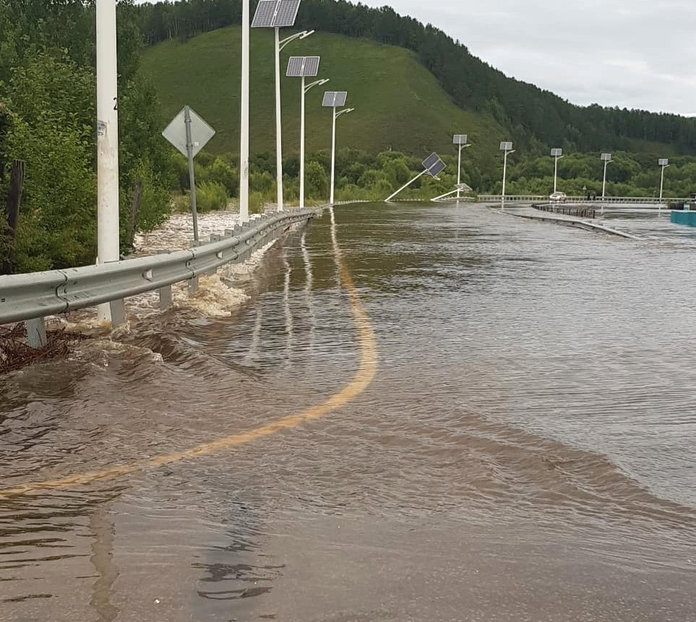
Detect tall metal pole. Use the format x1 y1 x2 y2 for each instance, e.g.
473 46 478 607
274 27 284 212
456 144 462 201
385 169 427 202
184 106 200 243
602 160 608 201
553 154 559 194
239 0 250 222
96 0 120 323
659 165 666 202
300 76 306 209
330 109 337 205
502 150 509 211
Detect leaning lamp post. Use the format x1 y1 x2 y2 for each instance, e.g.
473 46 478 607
322 91 353 205
252 0 313 212
287 56 328 208
500 141 515 210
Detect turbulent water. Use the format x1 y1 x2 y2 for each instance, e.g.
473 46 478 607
1 203 695 621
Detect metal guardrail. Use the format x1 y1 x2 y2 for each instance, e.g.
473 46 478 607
0 208 318 344
478 195 692 205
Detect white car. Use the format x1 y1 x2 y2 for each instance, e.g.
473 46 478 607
549 191 567 202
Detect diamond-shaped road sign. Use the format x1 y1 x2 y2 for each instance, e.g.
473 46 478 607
162 107 215 158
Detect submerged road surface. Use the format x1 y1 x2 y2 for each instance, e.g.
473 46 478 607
1 203 695 621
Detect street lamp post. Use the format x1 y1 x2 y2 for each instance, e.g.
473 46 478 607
96 0 120 323
453 134 471 201
322 91 353 205
551 148 563 194
287 56 327 209
252 0 310 212
500 141 515 211
601 152 612 199
385 153 446 202
601 152 612 214
658 158 670 215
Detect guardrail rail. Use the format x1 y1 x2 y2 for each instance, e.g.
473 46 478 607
0 207 319 347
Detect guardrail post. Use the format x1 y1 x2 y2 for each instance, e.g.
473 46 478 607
188 276 199 293
109 299 126 327
25 317 47 349
159 285 173 309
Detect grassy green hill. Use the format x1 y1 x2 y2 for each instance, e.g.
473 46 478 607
140 26 506 162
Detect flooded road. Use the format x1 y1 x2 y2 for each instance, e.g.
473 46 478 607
1 203 695 621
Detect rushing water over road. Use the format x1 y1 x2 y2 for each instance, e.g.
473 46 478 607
1 203 695 621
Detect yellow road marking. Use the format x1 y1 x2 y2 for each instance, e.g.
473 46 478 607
0 213 377 499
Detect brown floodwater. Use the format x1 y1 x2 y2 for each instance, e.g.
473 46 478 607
1 203 695 621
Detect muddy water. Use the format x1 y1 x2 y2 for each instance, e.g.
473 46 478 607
1 203 695 621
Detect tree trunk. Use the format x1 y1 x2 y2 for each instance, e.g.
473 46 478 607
2 159 25 275
127 179 143 248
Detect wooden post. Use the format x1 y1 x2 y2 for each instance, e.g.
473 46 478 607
3 159 25 275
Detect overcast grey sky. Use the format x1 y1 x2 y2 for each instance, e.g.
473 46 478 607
357 0 696 115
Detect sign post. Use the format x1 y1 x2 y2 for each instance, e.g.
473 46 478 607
163 106 216 243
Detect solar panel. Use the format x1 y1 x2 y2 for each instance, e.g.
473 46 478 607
551 148 563 157
453 134 468 145
500 141 513 151
286 56 320 77
428 159 446 177
322 91 348 107
251 0 301 28
423 152 445 177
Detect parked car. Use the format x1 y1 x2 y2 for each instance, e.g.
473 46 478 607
549 191 567 202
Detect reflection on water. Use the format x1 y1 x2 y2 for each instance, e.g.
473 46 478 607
1 203 696 620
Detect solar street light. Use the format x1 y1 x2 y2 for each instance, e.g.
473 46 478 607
252 0 307 212
500 141 515 210
658 158 670 211
322 91 352 205
385 153 446 202
600 153 612 204
287 56 326 208
452 134 471 201
551 148 564 194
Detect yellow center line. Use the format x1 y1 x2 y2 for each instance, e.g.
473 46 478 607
0 215 377 499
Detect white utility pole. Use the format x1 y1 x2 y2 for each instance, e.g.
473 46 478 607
551 148 563 193
287 56 324 209
453 135 470 201
658 158 670 215
274 27 283 212
299 77 328 208
300 76 306 208
96 0 120 323
601 153 612 213
329 108 354 204
500 141 514 211
239 0 250 222
322 91 352 205
252 0 311 213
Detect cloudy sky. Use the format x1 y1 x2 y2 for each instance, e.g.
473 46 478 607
353 0 696 116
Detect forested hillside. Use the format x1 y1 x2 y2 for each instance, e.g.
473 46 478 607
133 0 696 155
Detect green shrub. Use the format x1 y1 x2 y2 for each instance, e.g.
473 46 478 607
196 181 228 212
